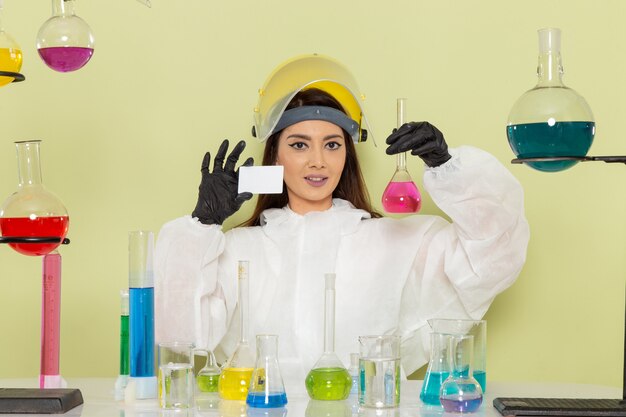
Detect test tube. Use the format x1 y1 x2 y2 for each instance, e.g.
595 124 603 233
40 250 65 388
114 289 130 400
128 231 157 399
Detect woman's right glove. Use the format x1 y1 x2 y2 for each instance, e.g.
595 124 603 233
385 121 451 168
191 139 254 225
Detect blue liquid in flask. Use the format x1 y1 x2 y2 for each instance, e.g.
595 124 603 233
246 392 288 408
129 287 155 377
441 395 483 413
421 370 487 405
506 121 595 172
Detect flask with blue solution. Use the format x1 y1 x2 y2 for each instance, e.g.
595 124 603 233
507 28 595 172
246 334 288 408
439 334 483 413
128 230 157 399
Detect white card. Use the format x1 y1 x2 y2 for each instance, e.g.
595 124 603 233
238 166 284 194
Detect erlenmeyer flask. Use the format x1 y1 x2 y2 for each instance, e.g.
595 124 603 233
218 260 256 400
0 140 69 256
305 273 352 401
36 0 95 72
247 334 288 408
382 98 421 213
439 334 483 413
507 28 595 172
0 0 24 87
419 332 451 406
197 350 221 393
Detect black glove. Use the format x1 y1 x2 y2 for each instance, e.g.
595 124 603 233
385 121 451 168
191 139 254 225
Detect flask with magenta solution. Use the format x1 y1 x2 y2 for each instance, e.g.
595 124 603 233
128 231 157 399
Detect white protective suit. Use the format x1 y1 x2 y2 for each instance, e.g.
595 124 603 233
154 146 529 391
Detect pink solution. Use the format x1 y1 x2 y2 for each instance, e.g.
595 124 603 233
37 46 94 72
382 181 422 213
40 252 62 388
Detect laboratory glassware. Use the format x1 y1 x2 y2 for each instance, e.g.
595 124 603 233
128 230 157 399
0 0 24 86
348 353 359 396
197 349 221 393
439 334 483 413
0 140 69 256
358 335 401 408
507 28 595 172
114 289 130 400
305 273 352 401
427 318 487 393
420 332 451 406
246 334 288 408
219 260 256 400
36 0 95 72
40 250 65 389
158 342 195 409
382 98 421 213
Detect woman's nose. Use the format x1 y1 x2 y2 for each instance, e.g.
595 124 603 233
308 147 326 168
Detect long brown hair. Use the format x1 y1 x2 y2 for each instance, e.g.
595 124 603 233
242 88 381 227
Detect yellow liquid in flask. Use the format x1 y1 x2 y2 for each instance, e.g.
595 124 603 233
0 48 22 87
218 367 253 400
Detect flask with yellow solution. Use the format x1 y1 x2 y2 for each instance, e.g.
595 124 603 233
0 1 23 87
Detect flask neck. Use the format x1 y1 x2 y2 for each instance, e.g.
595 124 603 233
323 273 336 354
238 261 249 344
536 52 564 87
15 141 43 188
52 0 75 17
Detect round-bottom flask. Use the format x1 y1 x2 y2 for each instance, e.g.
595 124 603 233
439 335 483 413
197 350 220 393
0 140 69 256
507 28 595 172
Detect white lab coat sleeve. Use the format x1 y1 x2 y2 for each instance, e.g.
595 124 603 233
154 215 229 350
424 145 530 317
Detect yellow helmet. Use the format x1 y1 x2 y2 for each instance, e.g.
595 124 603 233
252 54 373 143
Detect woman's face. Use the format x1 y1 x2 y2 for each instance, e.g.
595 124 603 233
275 120 347 215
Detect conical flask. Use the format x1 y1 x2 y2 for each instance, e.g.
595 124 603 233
507 28 595 172
439 334 483 413
382 98 421 213
305 273 352 401
0 140 69 256
246 334 288 408
218 260 256 400
36 0 95 72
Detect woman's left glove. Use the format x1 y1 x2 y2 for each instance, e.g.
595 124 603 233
385 121 452 168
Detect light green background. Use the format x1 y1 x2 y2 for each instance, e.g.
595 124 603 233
0 0 624 387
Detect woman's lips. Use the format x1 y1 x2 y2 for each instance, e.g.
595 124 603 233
305 176 328 187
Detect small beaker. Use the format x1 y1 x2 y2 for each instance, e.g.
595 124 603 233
427 319 486 392
158 342 195 409
420 332 451 406
439 334 483 413
197 350 220 393
247 334 287 408
358 335 401 409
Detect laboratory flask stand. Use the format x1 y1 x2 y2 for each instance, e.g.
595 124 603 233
0 236 83 414
0 71 25 83
512 155 626 165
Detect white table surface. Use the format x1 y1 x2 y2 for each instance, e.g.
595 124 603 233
0 378 622 417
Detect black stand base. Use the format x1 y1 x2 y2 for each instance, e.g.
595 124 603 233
0 388 83 414
494 397 626 416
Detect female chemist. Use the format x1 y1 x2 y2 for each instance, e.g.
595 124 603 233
154 55 530 386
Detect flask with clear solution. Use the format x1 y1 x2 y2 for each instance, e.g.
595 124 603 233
507 28 595 172
218 260 256 400
382 98 422 213
305 273 352 401
246 334 288 408
439 334 483 413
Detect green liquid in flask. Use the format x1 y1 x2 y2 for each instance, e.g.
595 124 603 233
305 367 352 400
197 373 219 392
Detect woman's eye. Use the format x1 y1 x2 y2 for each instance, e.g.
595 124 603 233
326 142 342 150
289 142 307 150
